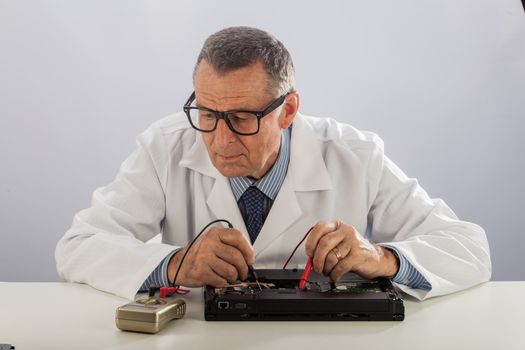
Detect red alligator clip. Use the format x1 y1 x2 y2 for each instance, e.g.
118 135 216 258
159 287 190 298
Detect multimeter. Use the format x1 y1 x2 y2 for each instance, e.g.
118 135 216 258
115 296 186 334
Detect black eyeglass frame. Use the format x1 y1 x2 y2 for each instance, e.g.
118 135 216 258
183 91 289 136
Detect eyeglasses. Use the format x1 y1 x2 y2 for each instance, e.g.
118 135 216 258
183 91 288 136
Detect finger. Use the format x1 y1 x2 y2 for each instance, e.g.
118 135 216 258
208 256 239 284
330 253 355 282
323 238 354 275
305 221 339 257
215 243 250 280
204 269 229 288
217 228 255 265
323 246 341 275
330 241 376 281
312 230 345 274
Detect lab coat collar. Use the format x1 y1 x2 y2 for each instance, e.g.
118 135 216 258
288 114 333 192
178 134 220 179
178 134 248 235
178 113 333 254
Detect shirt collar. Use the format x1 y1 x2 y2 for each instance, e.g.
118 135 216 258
229 127 291 201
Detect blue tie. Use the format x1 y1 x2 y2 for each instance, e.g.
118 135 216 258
241 186 266 244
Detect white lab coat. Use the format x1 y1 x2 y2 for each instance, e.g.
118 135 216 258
55 113 491 301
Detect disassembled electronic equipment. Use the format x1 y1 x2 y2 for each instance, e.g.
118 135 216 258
116 296 186 333
204 269 404 321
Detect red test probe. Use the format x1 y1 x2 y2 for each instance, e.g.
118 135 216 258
299 257 313 290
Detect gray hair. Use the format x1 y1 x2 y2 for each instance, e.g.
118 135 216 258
193 26 295 96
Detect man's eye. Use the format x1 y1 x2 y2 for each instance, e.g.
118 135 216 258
230 113 251 122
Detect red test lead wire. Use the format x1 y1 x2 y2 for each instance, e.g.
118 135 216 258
281 226 314 290
299 257 313 290
283 226 314 269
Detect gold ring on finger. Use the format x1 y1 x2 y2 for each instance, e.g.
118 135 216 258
331 247 343 261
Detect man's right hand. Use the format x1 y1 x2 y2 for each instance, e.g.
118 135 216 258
166 226 255 287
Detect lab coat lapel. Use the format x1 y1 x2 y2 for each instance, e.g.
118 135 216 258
253 115 333 255
252 169 302 256
178 134 248 239
206 176 248 239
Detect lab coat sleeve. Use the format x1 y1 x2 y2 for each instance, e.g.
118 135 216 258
55 125 177 300
367 147 492 301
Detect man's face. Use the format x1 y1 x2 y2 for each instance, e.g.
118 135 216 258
193 60 297 179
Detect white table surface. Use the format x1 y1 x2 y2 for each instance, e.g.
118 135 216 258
0 282 523 350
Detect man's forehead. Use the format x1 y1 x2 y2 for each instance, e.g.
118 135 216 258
194 61 274 110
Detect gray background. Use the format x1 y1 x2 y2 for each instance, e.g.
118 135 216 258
1 0 524 282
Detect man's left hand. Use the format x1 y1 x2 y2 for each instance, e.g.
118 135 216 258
304 221 399 282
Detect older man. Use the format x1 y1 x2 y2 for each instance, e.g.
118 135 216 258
55 27 491 301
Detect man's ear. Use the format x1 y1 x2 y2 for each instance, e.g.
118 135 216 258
279 91 300 129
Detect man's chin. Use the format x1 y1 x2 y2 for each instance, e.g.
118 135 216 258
216 166 247 177
213 163 248 178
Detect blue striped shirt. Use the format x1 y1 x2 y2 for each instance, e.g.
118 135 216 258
140 126 431 291
383 245 431 290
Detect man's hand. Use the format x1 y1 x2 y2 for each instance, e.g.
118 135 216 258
305 221 399 282
167 227 255 287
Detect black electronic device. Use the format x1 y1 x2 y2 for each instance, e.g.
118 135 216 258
204 269 404 321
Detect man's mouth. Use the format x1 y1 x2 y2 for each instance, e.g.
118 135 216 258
217 154 242 161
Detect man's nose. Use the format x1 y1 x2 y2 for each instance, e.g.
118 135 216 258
214 118 237 146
